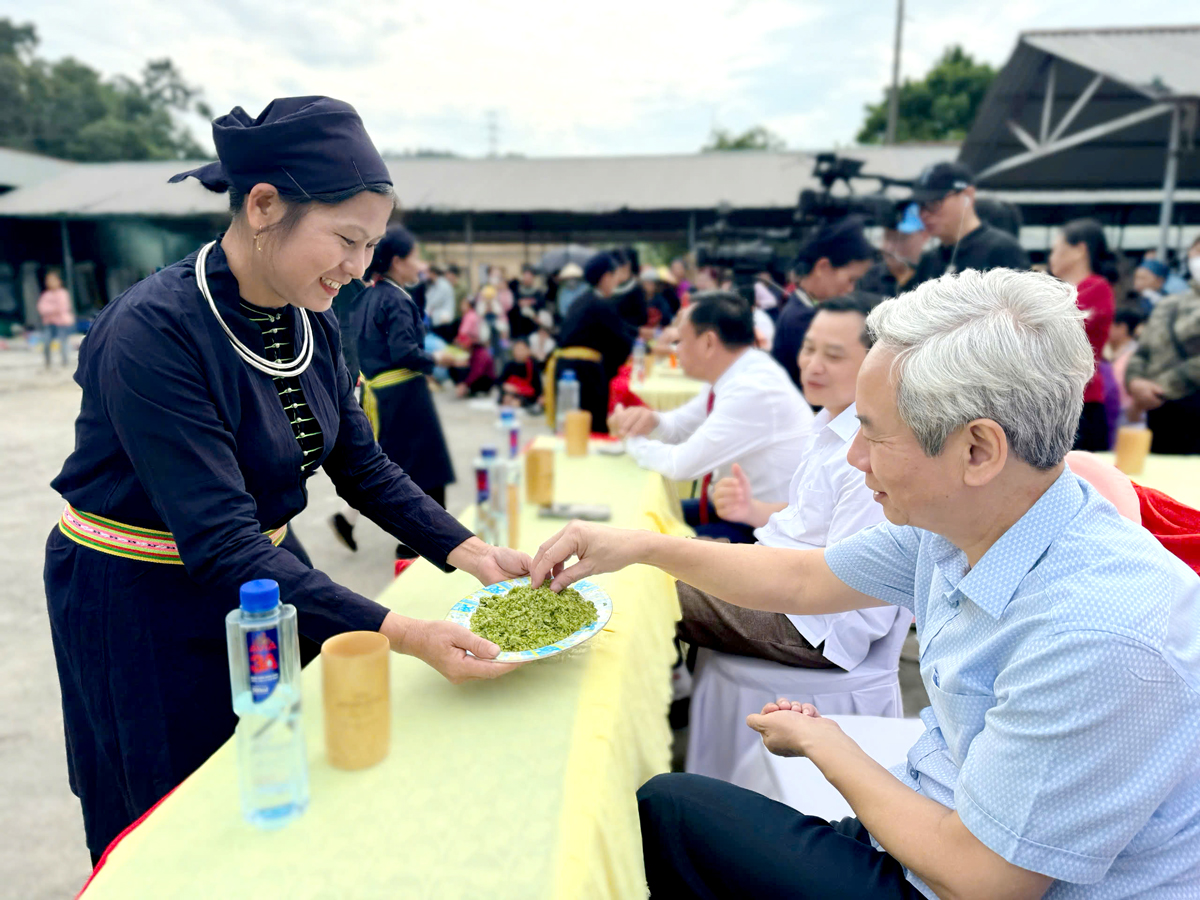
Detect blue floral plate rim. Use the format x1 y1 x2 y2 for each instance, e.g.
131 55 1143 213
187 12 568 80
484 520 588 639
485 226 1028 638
446 576 613 663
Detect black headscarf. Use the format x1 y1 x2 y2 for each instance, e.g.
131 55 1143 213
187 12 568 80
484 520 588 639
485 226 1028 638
169 96 392 198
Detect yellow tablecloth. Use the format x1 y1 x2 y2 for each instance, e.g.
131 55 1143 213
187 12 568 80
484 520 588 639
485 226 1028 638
81 441 691 900
633 361 706 412
1093 452 1200 509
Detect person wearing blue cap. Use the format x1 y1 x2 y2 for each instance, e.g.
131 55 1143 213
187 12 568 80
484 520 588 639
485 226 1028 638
857 204 928 299
1132 257 1169 314
330 225 457 559
44 97 532 864
547 251 636 434
771 217 876 390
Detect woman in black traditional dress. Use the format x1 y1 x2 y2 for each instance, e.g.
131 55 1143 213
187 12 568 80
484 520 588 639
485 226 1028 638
44 97 528 866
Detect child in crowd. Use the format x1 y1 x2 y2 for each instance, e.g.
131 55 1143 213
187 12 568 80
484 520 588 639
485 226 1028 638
497 339 543 409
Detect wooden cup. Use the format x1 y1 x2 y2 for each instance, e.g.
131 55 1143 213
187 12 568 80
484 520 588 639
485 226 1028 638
565 410 592 457
1113 426 1153 476
321 631 390 771
526 447 555 506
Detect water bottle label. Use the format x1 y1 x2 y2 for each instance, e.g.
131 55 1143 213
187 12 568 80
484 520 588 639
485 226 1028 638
246 627 281 703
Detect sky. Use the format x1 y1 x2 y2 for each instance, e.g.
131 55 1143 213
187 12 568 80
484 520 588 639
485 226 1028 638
6 0 1200 159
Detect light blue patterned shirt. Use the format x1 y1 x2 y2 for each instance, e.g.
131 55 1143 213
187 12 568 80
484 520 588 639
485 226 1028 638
825 467 1200 898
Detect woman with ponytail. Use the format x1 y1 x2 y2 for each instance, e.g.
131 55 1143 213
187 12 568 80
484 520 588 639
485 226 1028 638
333 226 456 559
1050 218 1117 450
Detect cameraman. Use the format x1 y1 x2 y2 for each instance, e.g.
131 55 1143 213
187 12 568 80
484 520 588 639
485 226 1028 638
857 203 927 299
771 217 875 390
910 162 1028 286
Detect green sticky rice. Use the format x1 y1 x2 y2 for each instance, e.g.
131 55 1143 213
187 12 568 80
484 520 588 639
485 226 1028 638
470 584 597 652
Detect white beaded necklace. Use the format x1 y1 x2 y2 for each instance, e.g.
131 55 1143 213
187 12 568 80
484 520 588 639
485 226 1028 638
195 240 314 379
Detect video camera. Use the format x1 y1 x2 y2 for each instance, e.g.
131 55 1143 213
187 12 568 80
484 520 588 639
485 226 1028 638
695 153 907 300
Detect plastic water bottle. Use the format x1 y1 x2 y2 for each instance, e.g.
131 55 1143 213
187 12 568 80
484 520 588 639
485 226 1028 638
498 407 520 459
225 579 308 830
556 369 580 435
488 454 509 548
475 446 498 544
632 339 647 382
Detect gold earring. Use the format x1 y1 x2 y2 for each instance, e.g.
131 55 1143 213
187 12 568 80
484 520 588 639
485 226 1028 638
254 232 263 253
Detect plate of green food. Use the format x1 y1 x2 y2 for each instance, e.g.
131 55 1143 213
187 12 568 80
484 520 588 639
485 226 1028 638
447 577 612 663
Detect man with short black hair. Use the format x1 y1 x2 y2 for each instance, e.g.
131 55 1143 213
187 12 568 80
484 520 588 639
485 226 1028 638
910 161 1029 287
611 291 813 541
773 216 876 389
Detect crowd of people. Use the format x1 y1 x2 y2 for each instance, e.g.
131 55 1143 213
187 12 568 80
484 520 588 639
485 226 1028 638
36 94 1200 899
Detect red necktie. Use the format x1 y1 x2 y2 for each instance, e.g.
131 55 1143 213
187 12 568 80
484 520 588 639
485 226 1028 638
698 388 716 525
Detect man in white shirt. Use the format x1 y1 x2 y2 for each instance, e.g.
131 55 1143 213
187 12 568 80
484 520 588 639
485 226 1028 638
424 266 458 342
678 295 902 668
610 291 814 542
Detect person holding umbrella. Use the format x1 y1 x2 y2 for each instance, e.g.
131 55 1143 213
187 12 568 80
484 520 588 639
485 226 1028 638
45 97 529 866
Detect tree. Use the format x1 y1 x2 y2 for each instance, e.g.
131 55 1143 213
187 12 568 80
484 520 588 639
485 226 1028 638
857 46 995 144
702 125 786 152
0 18 209 161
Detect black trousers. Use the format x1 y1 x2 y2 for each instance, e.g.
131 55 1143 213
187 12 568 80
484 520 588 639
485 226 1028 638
681 498 759 544
638 773 923 899
1148 391 1200 455
1073 401 1111 451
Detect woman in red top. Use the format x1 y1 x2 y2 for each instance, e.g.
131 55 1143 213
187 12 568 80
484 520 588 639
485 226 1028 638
1050 218 1117 450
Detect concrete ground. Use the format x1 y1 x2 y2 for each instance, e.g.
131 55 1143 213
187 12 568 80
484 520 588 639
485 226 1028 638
0 341 927 898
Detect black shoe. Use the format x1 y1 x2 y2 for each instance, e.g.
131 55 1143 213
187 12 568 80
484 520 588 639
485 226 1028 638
329 513 357 552
395 544 419 560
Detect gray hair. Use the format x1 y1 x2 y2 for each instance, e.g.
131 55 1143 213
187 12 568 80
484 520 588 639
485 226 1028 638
865 268 1093 470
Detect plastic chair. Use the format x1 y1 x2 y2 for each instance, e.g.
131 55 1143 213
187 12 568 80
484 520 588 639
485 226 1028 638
685 612 912 782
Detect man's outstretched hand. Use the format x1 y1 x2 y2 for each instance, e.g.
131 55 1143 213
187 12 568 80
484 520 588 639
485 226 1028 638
746 699 851 759
530 521 646 591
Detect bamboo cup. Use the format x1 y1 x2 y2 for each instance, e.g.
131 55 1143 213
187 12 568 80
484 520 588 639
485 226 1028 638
1113 426 1153 476
526 448 555 506
321 631 390 770
565 410 592 457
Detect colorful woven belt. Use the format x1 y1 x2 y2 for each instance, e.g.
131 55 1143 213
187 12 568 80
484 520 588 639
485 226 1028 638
59 505 288 565
360 367 421 438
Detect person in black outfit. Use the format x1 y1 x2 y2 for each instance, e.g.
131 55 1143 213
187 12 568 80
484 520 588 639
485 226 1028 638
909 162 1029 287
771 217 876 390
333 225 457 557
498 338 543 408
553 252 634 434
613 246 650 330
856 203 928 300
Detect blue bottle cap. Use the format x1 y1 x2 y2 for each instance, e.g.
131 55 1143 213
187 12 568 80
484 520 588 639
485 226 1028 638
481 445 498 458
561 369 577 381
240 579 280 613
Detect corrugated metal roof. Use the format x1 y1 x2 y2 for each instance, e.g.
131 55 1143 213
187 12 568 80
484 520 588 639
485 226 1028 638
0 145 957 219
0 147 76 191
1023 25 1200 99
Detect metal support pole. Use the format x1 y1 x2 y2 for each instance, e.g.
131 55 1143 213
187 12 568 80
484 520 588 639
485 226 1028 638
464 212 474 292
1157 103 1182 260
59 218 74 300
885 0 904 145
687 212 697 253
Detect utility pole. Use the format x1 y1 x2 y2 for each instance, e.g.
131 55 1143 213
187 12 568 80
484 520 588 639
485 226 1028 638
885 0 905 145
486 110 499 158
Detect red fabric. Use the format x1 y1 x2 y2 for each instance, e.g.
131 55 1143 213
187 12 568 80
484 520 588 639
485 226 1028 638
608 362 648 416
1076 274 1114 404
503 360 537 398
1133 483 1200 575
76 786 179 897
698 388 716 525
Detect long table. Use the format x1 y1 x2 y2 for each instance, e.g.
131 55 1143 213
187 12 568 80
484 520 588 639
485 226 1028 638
633 361 706 413
80 440 691 899
1093 452 1200 509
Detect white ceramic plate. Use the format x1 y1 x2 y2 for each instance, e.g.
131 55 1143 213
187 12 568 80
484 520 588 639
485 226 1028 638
446 576 613 663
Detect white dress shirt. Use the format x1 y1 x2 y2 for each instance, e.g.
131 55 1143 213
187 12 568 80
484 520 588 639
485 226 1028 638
626 349 813 504
755 403 903 669
425 276 456 327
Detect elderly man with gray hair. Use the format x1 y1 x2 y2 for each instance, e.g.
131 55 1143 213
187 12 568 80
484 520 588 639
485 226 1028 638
531 268 1200 899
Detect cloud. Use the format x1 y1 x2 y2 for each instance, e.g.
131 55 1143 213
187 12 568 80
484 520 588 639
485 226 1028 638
8 0 1200 156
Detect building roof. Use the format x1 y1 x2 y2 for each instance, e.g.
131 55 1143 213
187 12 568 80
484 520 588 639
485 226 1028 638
1022 25 1200 100
0 145 958 219
960 25 1200 190
0 147 76 192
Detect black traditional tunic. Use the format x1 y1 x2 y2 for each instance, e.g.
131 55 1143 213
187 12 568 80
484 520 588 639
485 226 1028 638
45 242 473 857
555 289 636 434
351 278 455 493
